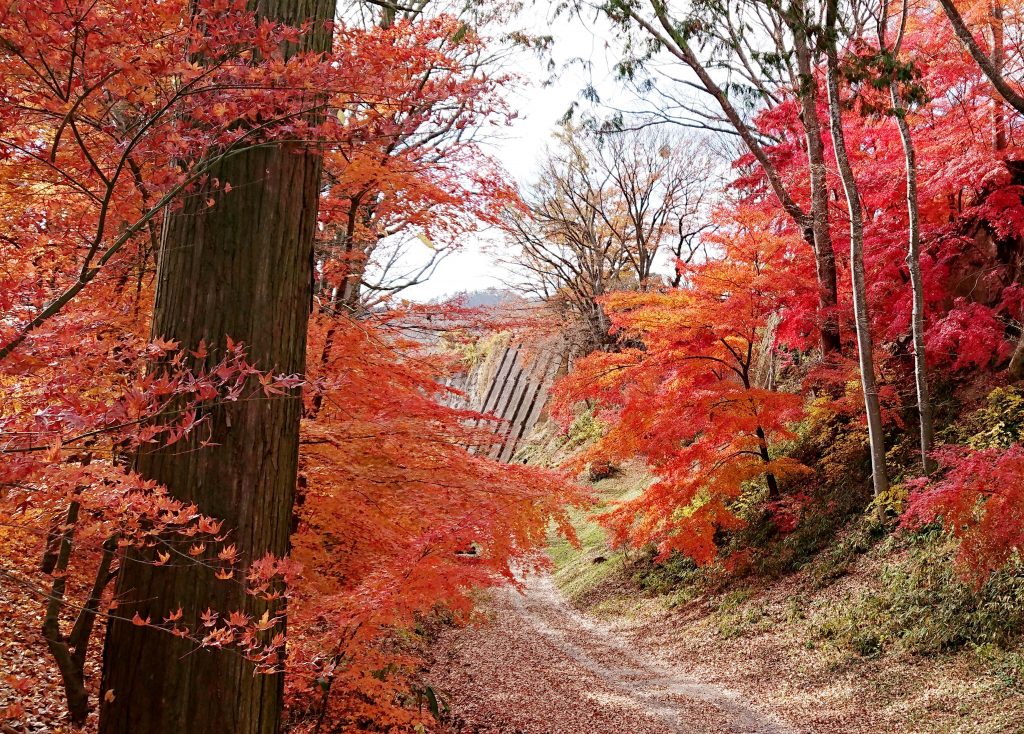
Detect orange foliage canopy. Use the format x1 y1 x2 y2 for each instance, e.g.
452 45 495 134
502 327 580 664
553 211 810 563
0 1 578 728
289 312 578 729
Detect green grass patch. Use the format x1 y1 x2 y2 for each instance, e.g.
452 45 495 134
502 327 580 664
710 587 772 638
548 514 623 602
547 466 651 603
630 548 701 595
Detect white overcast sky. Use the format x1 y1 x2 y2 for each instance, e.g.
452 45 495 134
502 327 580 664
394 4 631 302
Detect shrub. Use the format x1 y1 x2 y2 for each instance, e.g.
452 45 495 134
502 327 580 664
816 533 1024 656
903 387 1024 582
630 547 700 595
974 644 1024 692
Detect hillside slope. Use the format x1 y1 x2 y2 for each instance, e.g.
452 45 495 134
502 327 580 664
547 465 1024 734
428 459 1024 734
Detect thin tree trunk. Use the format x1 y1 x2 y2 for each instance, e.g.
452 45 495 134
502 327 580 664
793 18 842 356
41 502 90 726
889 84 936 474
878 0 935 474
756 426 780 499
1008 337 1024 379
40 499 118 726
624 1 843 356
98 3 333 734
990 0 1008 150
308 320 337 418
824 0 890 497
743 365 779 498
1003 0 1024 384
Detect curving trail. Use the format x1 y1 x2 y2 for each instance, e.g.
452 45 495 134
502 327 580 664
429 575 794 734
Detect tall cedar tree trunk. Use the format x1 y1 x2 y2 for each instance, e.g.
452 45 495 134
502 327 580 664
99 2 333 733
886 65 937 472
823 0 891 496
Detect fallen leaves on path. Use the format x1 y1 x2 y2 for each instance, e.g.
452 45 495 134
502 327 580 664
427 575 790 734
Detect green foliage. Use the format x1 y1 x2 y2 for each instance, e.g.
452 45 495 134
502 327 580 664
752 484 875 578
935 385 1024 450
816 533 1024 656
795 400 874 490
807 520 888 587
415 685 448 721
717 587 751 609
965 387 1024 449
566 405 606 448
866 481 911 520
752 404 877 573
714 588 770 639
630 547 700 595
548 465 650 604
514 405 607 468
841 48 930 115
519 405 609 468
548 512 623 603
974 644 1024 693
451 330 503 368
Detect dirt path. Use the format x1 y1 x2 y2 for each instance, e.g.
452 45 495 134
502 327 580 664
428 575 793 734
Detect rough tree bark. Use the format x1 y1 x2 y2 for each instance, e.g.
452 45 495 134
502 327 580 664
98 2 333 733
824 0 891 496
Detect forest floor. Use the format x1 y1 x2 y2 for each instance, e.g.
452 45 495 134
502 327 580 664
428 567 1022 734
427 465 1024 734
0 532 96 734
428 574 792 734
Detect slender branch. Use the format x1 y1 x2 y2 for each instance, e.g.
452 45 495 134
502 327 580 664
936 0 1024 115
